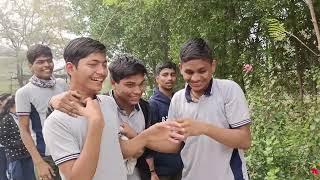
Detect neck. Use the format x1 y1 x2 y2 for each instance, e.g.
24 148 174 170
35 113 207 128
190 89 204 100
158 86 173 99
69 82 95 100
113 92 134 115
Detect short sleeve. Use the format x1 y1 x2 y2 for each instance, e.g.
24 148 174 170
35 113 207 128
225 81 251 128
168 93 180 120
15 88 31 116
43 115 80 165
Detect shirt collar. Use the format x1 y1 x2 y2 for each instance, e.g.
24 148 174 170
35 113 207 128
185 78 213 103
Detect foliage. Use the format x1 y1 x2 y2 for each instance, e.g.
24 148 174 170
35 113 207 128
0 0 79 86
246 74 320 179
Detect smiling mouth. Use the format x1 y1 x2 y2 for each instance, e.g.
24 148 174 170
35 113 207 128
91 77 104 83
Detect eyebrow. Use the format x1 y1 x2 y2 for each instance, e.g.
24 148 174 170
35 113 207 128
88 59 107 63
124 79 145 84
35 58 52 61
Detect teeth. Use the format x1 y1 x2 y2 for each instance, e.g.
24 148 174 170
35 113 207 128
92 78 103 82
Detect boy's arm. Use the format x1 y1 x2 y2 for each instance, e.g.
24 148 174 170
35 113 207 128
19 115 55 179
120 121 184 158
58 118 104 180
177 119 251 149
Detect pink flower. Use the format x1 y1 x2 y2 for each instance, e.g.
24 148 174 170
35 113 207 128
311 167 319 175
243 64 253 73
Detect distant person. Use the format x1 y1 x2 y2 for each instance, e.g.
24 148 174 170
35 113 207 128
0 95 36 180
0 93 11 180
15 44 68 180
149 62 183 180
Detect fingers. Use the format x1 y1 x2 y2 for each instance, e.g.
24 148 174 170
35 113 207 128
169 131 185 142
49 166 56 177
70 90 82 99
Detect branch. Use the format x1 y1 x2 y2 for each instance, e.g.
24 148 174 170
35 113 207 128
286 32 320 58
305 0 320 53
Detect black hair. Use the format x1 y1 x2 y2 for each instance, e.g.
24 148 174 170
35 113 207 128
0 95 15 121
155 61 177 76
63 37 106 67
27 44 52 64
179 37 213 63
108 54 147 83
0 93 11 102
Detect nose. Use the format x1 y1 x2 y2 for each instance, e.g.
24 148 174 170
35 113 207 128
43 60 51 67
132 84 144 95
96 64 107 76
191 73 200 82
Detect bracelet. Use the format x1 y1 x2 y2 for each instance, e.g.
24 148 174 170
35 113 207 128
150 169 155 173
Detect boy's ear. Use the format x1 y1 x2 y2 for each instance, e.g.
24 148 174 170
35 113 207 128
211 60 217 73
28 63 33 73
65 62 75 75
179 63 183 73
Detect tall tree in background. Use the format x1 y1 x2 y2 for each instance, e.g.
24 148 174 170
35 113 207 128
0 0 77 86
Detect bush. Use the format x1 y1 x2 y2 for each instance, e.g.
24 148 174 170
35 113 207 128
246 84 320 179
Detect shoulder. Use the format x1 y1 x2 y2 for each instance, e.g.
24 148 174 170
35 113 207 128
55 78 67 86
171 88 186 102
15 83 33 96
44 110 73 132
97 95 116 106
214 79 242 93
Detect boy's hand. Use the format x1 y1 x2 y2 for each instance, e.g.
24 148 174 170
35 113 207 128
177 118 208 137
143 121 185 144
76 97 104 126
120 123 138 139
50 90 82 117
36 160 55 180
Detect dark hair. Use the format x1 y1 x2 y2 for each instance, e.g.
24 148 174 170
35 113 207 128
108 54 147 83
155 61 177 76
0 95 15 120
0 93 11 102
27 44 52 64
63 37 106 67
179 38 213 63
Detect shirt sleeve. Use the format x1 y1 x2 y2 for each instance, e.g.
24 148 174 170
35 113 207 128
43 115 80 166
15 88 31 116
225 81 251 128
168 93 180 120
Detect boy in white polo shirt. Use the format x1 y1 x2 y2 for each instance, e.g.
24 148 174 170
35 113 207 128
148 38 251 180
43 37 184 180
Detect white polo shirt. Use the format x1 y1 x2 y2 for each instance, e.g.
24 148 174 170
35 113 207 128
43 95 127 180
168 79 251 180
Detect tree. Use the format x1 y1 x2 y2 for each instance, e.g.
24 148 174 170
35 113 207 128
0 0 77 86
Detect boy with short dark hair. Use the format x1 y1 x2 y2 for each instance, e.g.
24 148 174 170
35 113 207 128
44 38 183 180
148 38 251 180
149 61 183 180
108 54 157 180
15 44 68 180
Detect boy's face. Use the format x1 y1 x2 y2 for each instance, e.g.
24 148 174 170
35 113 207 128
156 68 177 91
68 52 107 95
29 55 54 80
112 73 145 106
179 59 216 94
